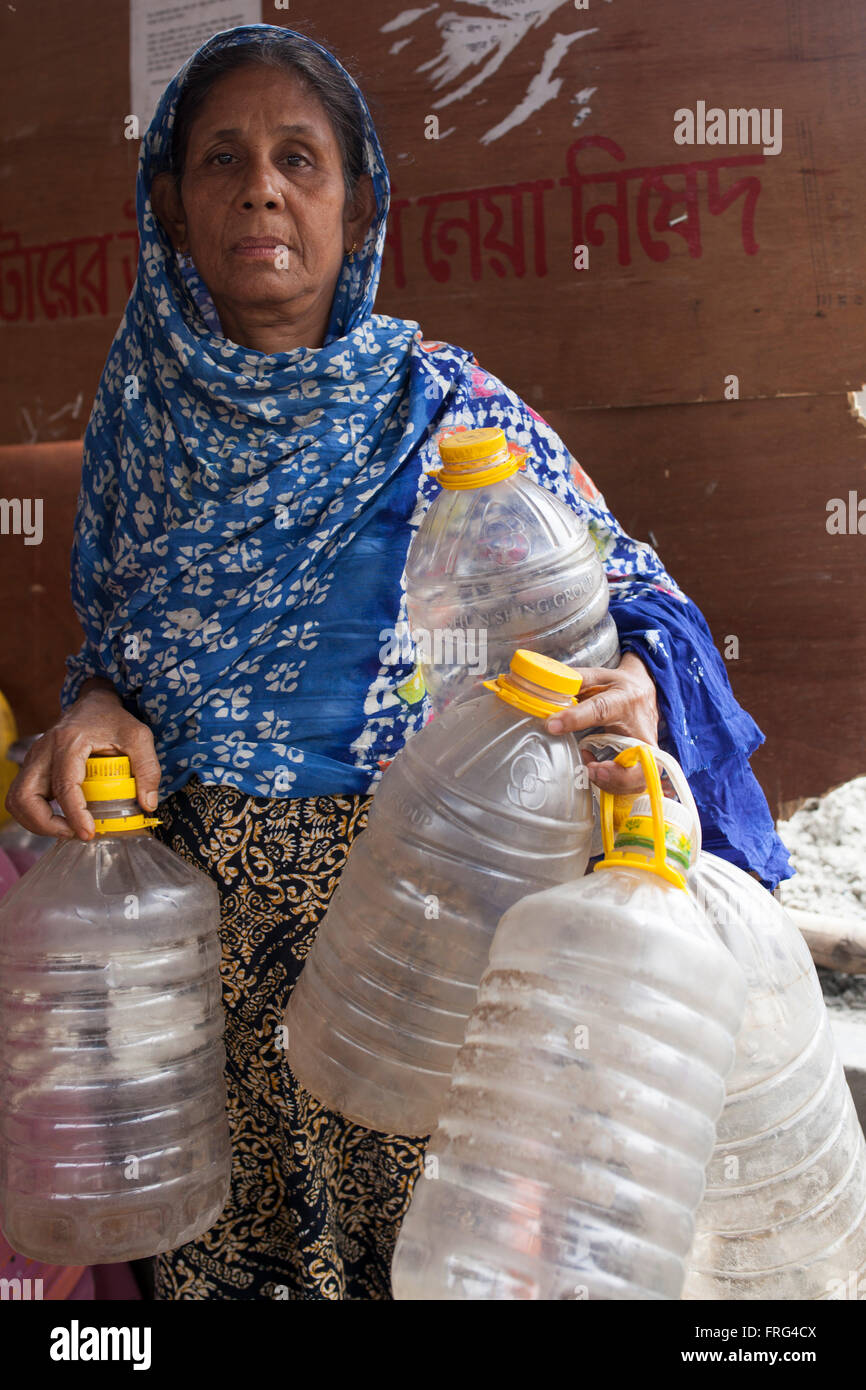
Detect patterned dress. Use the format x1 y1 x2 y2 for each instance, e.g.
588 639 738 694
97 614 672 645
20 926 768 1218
152 778 425 1300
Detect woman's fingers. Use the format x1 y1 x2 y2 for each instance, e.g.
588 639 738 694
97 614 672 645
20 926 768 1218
546 669 629 735
51 726 161 836
125 727 162 812
5 737 76 838
583 756 676 798
546 658 659 741
583 756 648 795
50 737 97 840
540 655 671 804
4 703 162 842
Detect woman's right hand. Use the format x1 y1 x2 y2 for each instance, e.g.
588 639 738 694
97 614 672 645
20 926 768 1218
5 683 161 842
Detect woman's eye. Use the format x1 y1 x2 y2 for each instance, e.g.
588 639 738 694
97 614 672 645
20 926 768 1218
284 154 308 167
211 152 234 166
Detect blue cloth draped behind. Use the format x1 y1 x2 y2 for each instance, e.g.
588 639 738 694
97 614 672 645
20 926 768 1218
61 23 792 889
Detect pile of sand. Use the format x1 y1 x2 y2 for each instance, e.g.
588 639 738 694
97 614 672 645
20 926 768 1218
776 777 866 923
776 777 866 1009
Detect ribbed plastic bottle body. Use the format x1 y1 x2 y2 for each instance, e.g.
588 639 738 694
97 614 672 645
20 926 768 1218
405 474 619 710
285 689 593 1136
392 867 745 1299
684 852 866 1300
0 825 231 1264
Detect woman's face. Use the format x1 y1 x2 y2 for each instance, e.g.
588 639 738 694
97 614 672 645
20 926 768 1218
154 63 373 347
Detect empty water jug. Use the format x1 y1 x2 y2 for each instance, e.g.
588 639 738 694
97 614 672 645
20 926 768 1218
285 650 594 1136
392 743 746 1299
0 756 231 1264
683 851 866 1300
405 426 619 710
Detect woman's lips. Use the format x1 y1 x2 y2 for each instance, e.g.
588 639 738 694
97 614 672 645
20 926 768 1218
233 238 289 260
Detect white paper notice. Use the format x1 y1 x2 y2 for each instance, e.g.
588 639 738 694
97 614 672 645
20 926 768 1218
130 0 262 130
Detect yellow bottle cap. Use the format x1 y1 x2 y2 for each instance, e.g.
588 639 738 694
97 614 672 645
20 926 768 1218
434 426 528 490
509 650 582 697
483 649 582 718
81 755 160 832
81 755 137 803
438 426 507 464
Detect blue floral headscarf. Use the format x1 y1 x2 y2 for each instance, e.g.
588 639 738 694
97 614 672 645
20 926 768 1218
62 23 793 888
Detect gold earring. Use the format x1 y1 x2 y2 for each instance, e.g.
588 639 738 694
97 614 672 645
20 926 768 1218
347 241 357 262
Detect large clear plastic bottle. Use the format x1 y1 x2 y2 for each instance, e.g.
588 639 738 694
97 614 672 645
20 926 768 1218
683 850 866 1300
285 651 594 1137
0 756 231 1264
392 744 746 1299
405 426 619 711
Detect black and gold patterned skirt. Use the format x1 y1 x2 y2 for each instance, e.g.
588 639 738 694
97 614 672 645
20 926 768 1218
150 776 427 1300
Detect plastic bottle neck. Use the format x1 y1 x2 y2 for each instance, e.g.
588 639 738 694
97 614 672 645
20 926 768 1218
485 669 579 719
502 671 575 709
437 446 525 490
85 798 158 835
612 796 694 874
445 444 509 474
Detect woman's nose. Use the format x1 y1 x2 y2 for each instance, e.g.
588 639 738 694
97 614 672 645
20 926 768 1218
237 157 284 211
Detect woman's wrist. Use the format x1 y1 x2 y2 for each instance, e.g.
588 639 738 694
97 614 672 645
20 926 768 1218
77 678 123 707
618 650 655 690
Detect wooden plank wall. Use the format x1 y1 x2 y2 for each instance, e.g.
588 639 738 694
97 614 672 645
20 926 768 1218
0 0 863 811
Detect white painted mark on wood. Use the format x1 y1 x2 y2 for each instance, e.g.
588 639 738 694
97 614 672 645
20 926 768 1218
848 386 866 427
382 5 440 32
381 0 608 143
480 26 597 143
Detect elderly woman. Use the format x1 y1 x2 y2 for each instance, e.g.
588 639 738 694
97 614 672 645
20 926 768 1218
8 24 791 1300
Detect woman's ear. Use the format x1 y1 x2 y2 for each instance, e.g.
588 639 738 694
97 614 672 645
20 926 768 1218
151 172 189 254
344 173 376 254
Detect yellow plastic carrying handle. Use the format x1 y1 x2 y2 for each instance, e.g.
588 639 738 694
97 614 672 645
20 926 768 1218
594 744 688 892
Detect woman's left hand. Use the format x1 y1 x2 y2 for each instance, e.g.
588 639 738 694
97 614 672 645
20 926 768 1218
545 651 661 794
